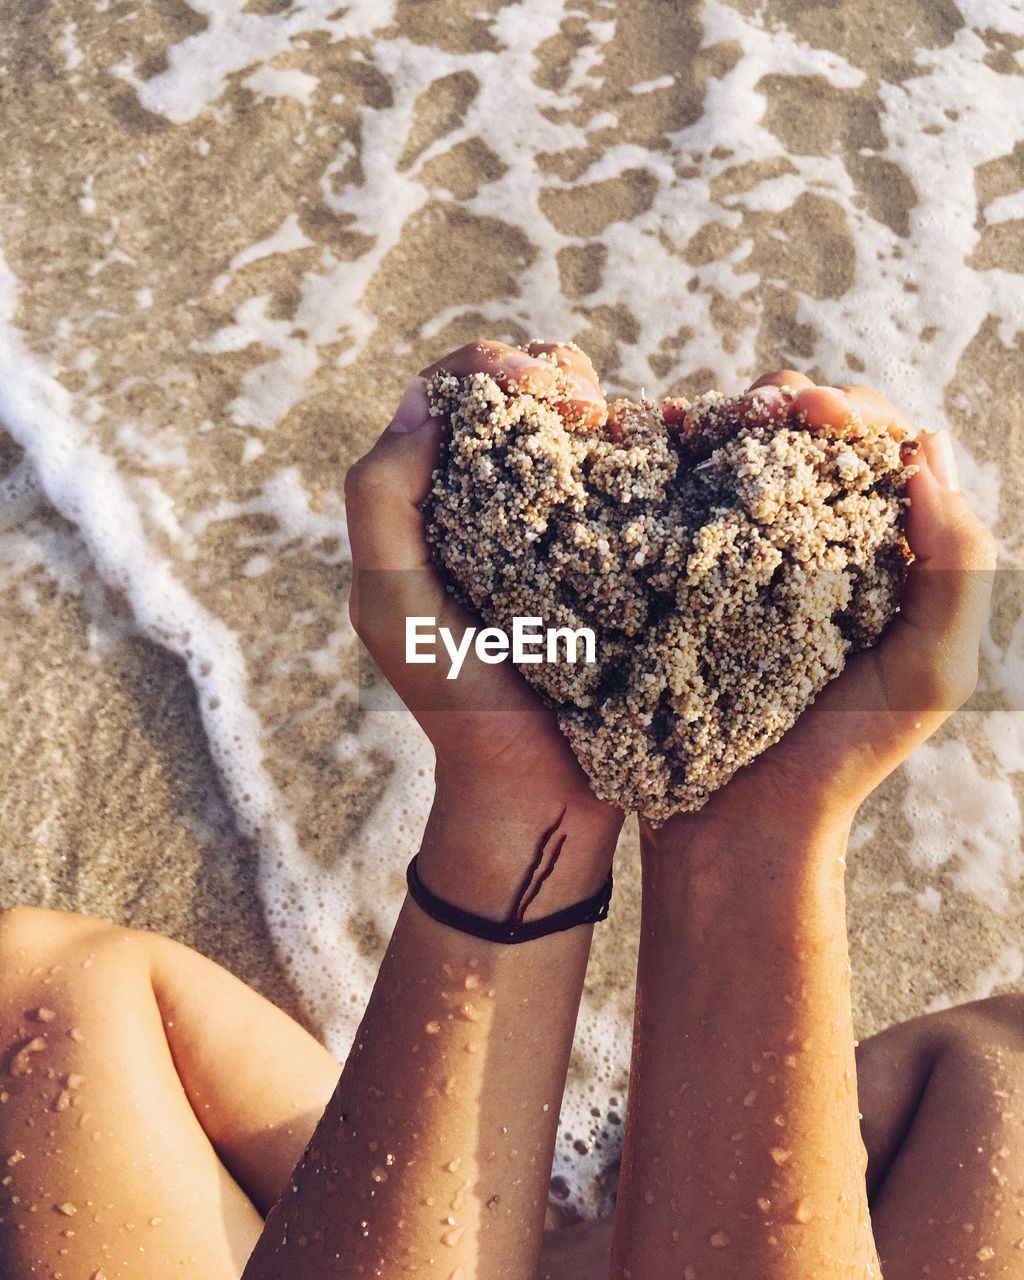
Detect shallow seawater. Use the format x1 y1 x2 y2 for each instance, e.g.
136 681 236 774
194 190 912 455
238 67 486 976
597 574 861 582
1 0 1023 1216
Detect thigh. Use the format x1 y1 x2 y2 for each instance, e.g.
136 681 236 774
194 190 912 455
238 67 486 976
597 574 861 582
857 994 1024 1277
0 907 338 1280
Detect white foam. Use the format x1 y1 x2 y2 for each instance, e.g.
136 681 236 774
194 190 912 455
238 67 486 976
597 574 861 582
114 0 398 125
56 22 84 73
0 250 339 1037
212 212 314 296
902 732 1022 913
926 944 1024 1014
242 64 319 108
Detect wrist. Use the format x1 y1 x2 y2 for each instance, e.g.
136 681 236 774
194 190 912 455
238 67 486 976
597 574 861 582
416 774 623 922
641 770 855 861
639 803 852 927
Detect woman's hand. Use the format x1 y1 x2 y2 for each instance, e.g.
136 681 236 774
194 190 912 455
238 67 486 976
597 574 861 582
648 369 998 851
345 339 621 916
611 372 994 1280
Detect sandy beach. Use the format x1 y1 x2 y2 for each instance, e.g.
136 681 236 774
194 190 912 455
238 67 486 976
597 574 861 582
1 0 1022 1214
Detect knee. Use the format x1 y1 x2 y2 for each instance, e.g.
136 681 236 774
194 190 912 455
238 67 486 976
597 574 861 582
952 992 1024 1054
928 993 1024 1104
0 905 118 973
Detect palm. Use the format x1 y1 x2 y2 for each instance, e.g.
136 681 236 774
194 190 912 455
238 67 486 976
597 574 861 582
347 338 614 808
655 371 994 837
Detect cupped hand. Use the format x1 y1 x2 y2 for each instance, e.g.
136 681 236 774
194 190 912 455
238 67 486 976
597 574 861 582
344 339 614 821
651 369 998 846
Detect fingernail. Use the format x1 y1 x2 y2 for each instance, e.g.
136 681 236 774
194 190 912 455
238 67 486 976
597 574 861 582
506 352 602 402
501 351 541 373
387 376 431 433
567 371 604 403
928 430 960 491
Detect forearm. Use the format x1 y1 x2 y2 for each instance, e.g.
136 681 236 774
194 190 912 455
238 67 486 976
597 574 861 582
610 812 879 1279
244 785 621 1280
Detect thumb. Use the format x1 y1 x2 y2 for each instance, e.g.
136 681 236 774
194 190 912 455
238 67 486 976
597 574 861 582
880 429 997 710
345 375 449 649
345 375 527 721
346 375 441 571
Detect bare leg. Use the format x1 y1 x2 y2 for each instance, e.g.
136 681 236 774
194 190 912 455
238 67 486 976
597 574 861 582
6 904 1024 1280
539 996 1024 1279
0 906 338 1279
858 994 1024 1275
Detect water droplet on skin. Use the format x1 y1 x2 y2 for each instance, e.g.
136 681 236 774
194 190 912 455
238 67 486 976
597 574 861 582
425 1021 441 1036
54 1090 72 1112
773 1114 786 1127
446 1157 462 1173
757 1196 772 1214
10 1037 46 1076
68 1027 85 1044
90 1271 108 1280
33 1008 57 1023
743 1090 757 1107
459 1004 481 1023
56 1202 77 1216
6 1151 25 1167
441 1224 465 1247
793 1198 814 1224
371 1167 388 1183
976 1245 995 1261
464 975 480 991
683 1267 697 1280
644 1190 655 1205
769 1147 791 1166
464 1042 480 1055
709 1229 731 1248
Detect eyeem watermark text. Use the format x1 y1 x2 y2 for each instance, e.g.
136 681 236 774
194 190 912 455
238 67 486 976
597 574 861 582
406 616 596 680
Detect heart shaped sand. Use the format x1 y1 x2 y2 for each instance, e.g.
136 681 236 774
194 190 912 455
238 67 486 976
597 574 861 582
422 359 914 824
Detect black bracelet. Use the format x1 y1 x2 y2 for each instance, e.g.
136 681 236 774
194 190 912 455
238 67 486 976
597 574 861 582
406 854 613 944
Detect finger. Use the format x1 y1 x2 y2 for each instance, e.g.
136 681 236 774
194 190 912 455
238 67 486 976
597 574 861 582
746 369 816 393
878 432 997 711
525 339 608 428
524 339 602 392
789 385 917 440
732 382 798 425
419 340 606 427
345 381 439 572
344 373 535 718
345 378 449 662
